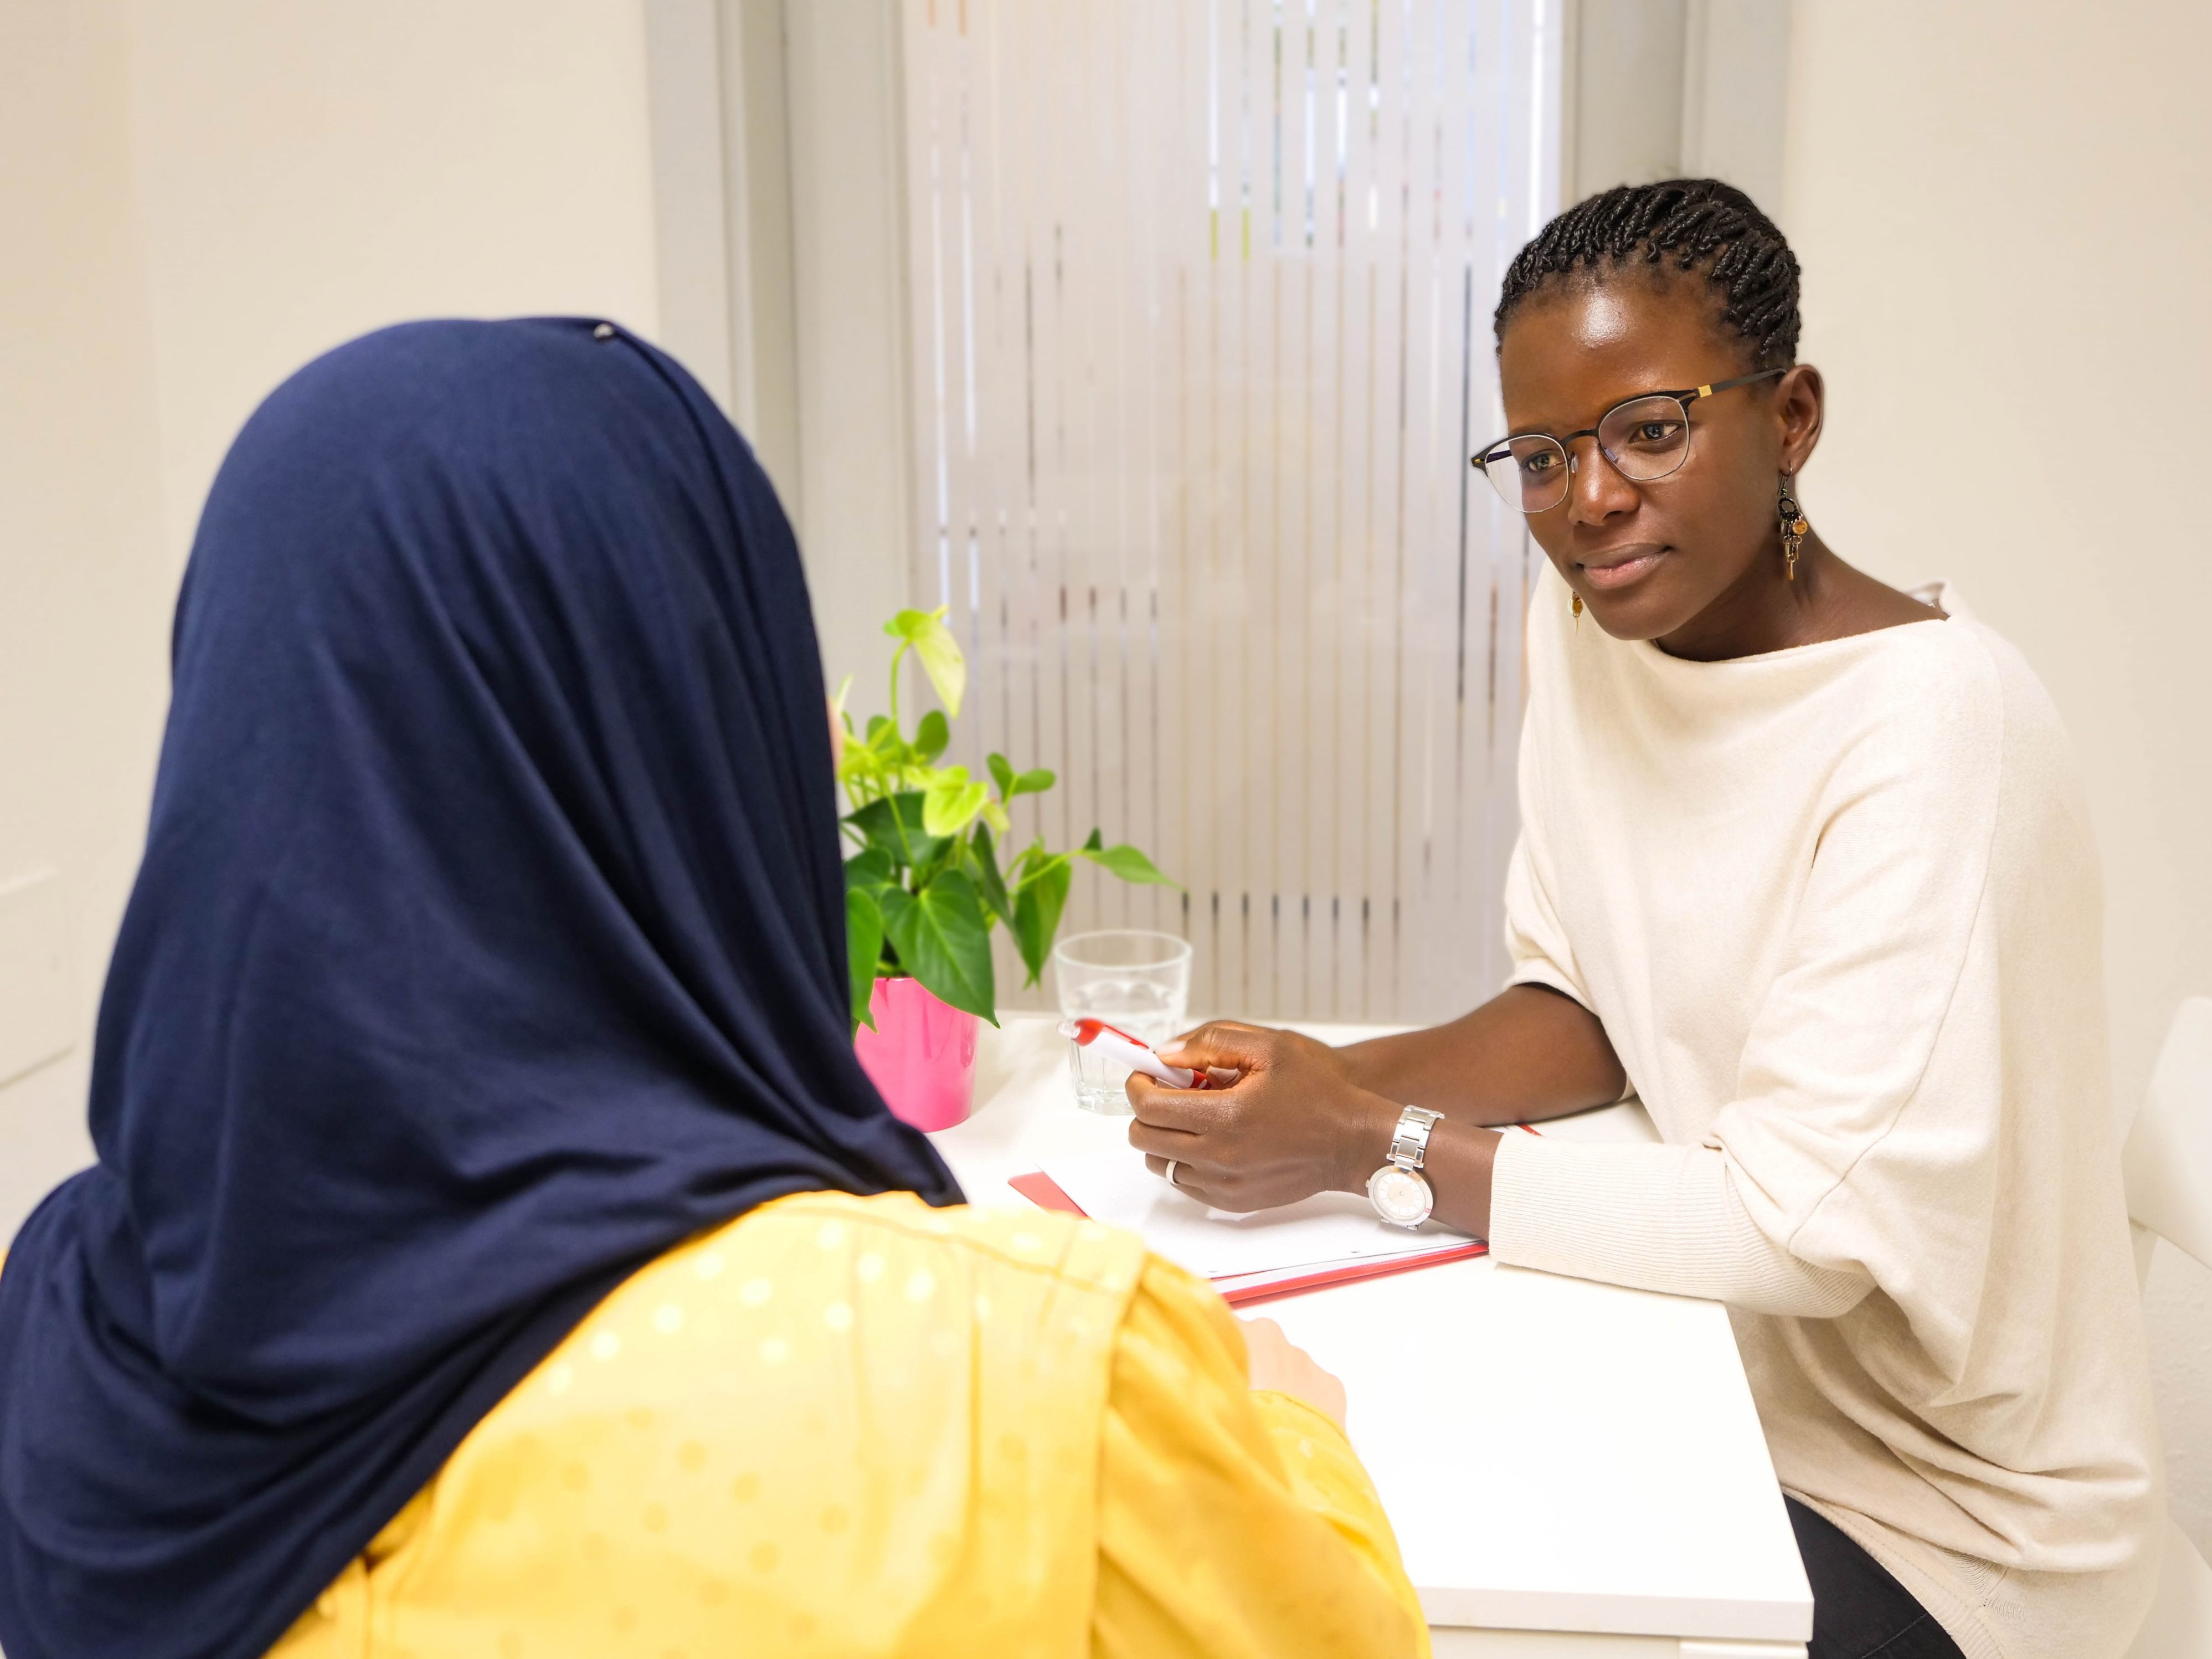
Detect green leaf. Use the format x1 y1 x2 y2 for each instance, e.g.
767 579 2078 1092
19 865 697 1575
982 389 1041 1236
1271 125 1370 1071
922 768 989 838
1078 838 1179 887
1011 857 1073 987
1006 836 1052 887
1082 828 1104 852
1014 767 1057 799
914 709 950 761
846 886 885 1034
887 606 966 718
879 870 996 1021
980 797 1010 836
969 823 1016 931
987 752 1015 795
886 607 940 641
845 792 948 870
843 848 894 892
836 747 882 792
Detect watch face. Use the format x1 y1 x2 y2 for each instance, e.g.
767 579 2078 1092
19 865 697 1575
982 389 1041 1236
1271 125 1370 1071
1367 1164 1433 1227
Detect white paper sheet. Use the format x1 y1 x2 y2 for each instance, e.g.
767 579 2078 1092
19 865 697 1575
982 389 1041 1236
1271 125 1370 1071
1036 1140 1467 1280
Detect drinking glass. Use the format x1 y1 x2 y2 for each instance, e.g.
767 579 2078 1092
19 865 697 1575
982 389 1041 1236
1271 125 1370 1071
1053 930 1193 1114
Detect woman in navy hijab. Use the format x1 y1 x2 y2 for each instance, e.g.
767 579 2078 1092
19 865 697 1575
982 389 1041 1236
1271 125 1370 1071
0 321 1423 1659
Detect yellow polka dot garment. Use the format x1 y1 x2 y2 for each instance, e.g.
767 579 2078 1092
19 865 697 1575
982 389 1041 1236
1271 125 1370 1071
266 1192 1429 1658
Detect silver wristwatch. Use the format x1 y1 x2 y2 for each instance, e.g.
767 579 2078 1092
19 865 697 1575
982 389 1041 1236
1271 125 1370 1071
1367 1105 1443 1228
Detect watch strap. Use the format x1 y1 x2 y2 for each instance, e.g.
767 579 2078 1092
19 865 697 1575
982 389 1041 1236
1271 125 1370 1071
1387 1105 1444 1171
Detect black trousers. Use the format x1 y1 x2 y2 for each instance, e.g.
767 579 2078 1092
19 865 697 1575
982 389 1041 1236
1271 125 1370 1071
1788 1498 1968 1659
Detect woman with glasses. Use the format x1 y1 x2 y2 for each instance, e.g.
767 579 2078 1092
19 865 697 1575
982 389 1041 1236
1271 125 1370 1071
1128 179 2159 1659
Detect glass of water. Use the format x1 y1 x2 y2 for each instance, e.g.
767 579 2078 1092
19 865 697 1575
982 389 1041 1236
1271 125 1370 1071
1053 930 1194 1114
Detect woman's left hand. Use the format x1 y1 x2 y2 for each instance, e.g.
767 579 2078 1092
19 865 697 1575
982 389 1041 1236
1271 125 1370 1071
1126 1021 1400 1213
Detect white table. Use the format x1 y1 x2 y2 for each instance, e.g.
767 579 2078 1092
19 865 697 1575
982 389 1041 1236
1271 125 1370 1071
932 1015 1813 1657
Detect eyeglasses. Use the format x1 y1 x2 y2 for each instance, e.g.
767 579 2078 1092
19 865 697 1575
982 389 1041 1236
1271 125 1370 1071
1472 368 1787 514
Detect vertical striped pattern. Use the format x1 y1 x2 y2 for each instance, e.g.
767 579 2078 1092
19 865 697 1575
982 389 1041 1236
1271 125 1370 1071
899 0 1559 1024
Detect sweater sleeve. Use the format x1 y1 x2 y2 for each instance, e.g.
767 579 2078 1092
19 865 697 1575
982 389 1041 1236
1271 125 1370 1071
1488 1136 1870 1317
1092 1257 1428 1659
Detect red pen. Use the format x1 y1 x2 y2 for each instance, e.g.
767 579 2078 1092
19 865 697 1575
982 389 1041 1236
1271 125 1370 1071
1056 1019 1220 1088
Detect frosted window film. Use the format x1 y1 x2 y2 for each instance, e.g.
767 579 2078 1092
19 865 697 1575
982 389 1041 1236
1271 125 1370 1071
901 0 1560 1023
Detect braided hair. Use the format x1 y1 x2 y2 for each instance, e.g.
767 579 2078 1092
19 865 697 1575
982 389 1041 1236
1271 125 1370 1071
1494 178 1801 369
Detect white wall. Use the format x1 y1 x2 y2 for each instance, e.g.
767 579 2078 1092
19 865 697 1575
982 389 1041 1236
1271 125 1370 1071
1784 0 2212 1554
779 0 914 725
0 1 169 1233
0 0 663 1239
1563 0 1789 219
1565 0 1688 200
126 0 662 566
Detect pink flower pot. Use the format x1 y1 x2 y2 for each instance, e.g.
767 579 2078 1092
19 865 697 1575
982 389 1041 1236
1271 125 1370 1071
853 975 979 1132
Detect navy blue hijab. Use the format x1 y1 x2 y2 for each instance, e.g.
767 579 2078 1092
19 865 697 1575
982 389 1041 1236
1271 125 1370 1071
0 320 960 1659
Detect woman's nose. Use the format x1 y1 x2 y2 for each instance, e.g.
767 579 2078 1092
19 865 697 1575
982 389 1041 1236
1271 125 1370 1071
1565 438 1638 526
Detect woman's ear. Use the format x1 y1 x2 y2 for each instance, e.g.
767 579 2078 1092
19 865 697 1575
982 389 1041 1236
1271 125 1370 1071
1776 364 1824 474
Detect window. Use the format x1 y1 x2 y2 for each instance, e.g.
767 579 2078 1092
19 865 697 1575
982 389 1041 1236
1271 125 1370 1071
899 0 1560 1022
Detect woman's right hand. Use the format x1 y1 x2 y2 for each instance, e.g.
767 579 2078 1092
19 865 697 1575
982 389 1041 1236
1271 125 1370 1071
1239 1316 1349 1430
1131 1023 1401 1214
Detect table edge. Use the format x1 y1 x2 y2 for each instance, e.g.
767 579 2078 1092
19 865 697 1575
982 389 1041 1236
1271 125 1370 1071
1417 1584 1812 1642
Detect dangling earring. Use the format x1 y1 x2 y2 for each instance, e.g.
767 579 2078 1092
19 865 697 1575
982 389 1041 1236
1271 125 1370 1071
1571 592 1582 628
1777 472 1809 582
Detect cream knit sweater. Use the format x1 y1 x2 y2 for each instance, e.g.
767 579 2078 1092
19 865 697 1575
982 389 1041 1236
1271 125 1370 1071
1488 566 2162 1659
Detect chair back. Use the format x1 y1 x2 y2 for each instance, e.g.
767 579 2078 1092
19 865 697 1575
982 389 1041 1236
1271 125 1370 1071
2123 997 2212 1278
2118 998 2212 1659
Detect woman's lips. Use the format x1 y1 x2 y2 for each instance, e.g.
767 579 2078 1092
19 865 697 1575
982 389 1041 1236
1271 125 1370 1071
1579 546 1667 592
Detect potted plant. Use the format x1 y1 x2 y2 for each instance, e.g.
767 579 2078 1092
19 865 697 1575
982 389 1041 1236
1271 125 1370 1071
838 607 1173 1128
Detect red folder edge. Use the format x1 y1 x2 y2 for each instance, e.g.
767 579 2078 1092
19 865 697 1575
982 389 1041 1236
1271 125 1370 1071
1002 1171 1490 1306
1215 1240 1488 1307
1007 1169 1087 1215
